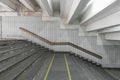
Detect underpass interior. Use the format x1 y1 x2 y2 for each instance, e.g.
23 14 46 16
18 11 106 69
0 40 117 80
0 0 120 80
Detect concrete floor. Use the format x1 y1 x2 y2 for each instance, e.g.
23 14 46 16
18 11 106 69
105 68 120 80
34 53 117 80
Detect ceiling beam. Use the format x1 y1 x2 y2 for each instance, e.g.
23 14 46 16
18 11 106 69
80 0 117 25
86 10 120 31
60 0 66 17
61 0 74 19
36 0 53 16
105 32 120 41
19 0 35 11
66 0 89 24
99 26 120 33
0 0 16 10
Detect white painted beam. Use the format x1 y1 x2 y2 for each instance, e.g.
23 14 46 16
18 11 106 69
60 0 66 18
60 24 79 30
86 10 120 31
105 32 120 40
36 0 45 10
0 0 16 10
0 2 14 11
63 0 74 18
36 0 53 16
83 2 120 26
66 0 89 24
96 34 120 45
80 0 118 25
99 26 120 33
19 0 35 11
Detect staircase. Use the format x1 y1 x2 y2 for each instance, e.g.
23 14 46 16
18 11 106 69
0 40 117 80
0 40 51 80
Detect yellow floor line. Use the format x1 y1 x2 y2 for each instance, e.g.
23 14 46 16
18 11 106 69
64 54 72 80
43 54 55 80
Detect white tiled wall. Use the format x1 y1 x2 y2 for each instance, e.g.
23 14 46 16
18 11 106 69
2 16 120 67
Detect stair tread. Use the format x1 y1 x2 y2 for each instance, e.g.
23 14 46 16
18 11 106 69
70 55 116 80
0 46 35 62
0 45 28 54
0 49 37 73
0 51 42 80
14 53 50 80
0 44 26 51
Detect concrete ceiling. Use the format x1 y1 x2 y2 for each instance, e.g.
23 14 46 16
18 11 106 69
0 4 14 11
0 0 119 25
51 0 60 16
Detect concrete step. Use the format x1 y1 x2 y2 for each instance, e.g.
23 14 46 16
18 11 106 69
0 50 42 80
0 43 28 51
0 44 30 54
0 46 35 62
71 53 102 66
0 48 38 73
0 40 27 46
70 55 116 80
14 52 50 80
33 54 53 80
